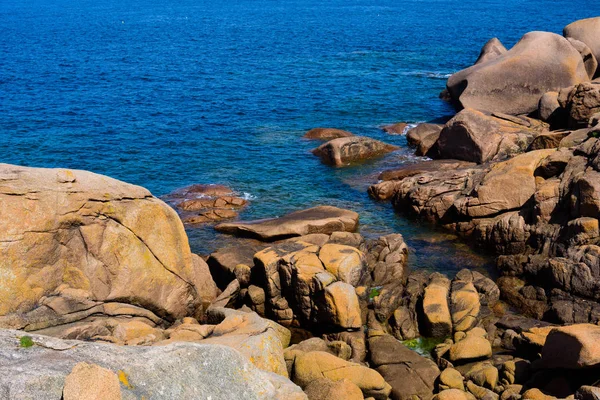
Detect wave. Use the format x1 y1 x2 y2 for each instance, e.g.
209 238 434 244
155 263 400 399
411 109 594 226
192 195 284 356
401 71 452 79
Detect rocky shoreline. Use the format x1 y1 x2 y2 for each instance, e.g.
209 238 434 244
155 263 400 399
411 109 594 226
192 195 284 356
2 16 600 400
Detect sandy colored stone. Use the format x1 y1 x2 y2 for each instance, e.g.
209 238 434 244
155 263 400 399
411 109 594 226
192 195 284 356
323 282 362 329
541 323 600 369
318 244 365 286
435 389 476 400
63 362 122 400
216 206 359 241
451 280 480 332
304 378 364 400
422 274 452 338
312 136 398 166
447 31 589 115
0 164 212 327
439 368 465 391
564 17 600 79
449 335 492 363
293 351 391 399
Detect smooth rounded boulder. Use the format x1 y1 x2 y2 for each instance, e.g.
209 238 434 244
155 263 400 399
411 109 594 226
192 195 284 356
447 31 590 115
541 324 600 369
564 17 600 78
312 136 398 166
474 37 507 65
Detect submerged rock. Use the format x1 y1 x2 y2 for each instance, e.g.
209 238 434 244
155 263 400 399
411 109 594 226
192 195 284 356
312 136 398 166
215 206 359 241
304 128 354 140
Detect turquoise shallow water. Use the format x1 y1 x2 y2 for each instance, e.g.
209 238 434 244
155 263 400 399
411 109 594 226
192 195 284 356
2 0 599 274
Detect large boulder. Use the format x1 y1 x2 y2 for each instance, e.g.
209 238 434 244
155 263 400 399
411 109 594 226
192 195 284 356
541 324 600 369
436 109 549 163
215 206 359 241
0 164 215 328
406 123 444 156
564 17 600 78
447 31 590 115
312 136 398 166
0 329 306 400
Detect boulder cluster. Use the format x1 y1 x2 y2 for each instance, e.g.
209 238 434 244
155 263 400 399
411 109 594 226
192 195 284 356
370 17 600 330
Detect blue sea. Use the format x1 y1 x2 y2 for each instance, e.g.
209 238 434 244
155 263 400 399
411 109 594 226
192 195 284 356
2 0 599 274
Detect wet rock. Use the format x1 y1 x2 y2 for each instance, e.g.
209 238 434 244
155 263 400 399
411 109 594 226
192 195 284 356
382 122 409 135
216 206 359 241
304 128 354 140
312 136 398 166
447 31 589 115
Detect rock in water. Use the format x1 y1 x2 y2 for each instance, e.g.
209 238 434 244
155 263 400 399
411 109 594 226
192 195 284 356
215 206 359 241
304 128 354 140
564 17 600 78
0 329 306 400
312 136 398 166
447 31 589 115
0 164 216 327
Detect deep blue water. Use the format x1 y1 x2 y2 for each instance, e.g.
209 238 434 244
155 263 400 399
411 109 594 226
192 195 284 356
2 0 599 274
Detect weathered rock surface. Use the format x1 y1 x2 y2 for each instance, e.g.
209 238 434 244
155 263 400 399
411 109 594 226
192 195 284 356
0 329 306 400
435 109 549 163
0 164 216 330
304 128 354 140
406 123 444 157
421 274 452 338
312 136 398 166
564 17 600 78
63 362 122 400
447 32 589 115
216 206 359 241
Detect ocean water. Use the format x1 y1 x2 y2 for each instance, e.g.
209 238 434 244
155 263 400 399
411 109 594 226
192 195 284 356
2 0 599 275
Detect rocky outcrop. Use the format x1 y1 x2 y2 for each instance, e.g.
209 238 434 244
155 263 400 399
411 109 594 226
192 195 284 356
447 32 590 115
406 123 443 157
562 82 600 128
312 136 398 166
0 328 306 400
564 17 600 78
474 38 507 65
0 164 217 331
304 128 354 140
215 206 359 241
